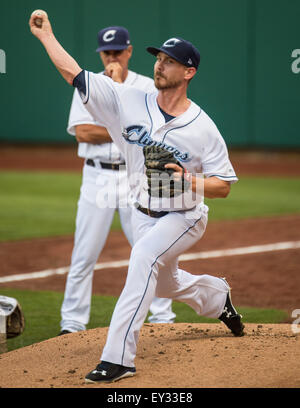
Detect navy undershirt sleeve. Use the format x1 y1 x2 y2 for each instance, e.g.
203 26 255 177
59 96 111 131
72 70 86 96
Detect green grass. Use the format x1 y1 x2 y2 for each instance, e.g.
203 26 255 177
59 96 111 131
1 172 300 242
206 176 300 220
0 288 289 352
0 171 120 241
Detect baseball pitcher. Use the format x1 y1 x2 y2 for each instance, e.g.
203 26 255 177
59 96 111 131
29 11 244 385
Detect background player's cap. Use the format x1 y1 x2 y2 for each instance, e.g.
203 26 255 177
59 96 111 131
96 26 131 52
147 37 200 69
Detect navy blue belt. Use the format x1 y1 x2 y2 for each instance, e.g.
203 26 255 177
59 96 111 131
86 159 125 170
135 203 168 218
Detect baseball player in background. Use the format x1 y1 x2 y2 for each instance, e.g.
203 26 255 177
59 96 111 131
30 11 245 384
59 26 176 335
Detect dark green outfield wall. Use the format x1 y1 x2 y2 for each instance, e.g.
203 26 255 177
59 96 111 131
0 0 299 147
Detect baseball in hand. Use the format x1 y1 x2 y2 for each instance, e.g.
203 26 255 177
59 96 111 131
31 9 48 27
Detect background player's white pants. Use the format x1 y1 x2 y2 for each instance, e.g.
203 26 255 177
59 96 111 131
101 205 229 367
60 164 174 332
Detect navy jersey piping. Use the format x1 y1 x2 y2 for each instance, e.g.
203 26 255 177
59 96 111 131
121 215 202 365
208 174 237 179
83 71 90 105
161 107 202 143
145 94 153 136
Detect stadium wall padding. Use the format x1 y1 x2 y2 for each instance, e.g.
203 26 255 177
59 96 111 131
0 0 299 147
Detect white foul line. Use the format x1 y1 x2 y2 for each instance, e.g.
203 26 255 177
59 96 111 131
0 240 300 284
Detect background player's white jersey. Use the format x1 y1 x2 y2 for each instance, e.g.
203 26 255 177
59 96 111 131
76 71 238 211
67 70 156 161
61 69 175 332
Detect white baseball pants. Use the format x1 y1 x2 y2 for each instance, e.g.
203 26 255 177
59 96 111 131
101 205 229 367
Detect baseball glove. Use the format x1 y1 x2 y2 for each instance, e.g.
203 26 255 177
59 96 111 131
143 145 190 198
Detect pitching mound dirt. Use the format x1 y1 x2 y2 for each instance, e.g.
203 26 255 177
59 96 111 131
0 323 299 388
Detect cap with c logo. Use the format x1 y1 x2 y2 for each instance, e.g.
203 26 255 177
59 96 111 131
96 26 130 52
147 37 200 69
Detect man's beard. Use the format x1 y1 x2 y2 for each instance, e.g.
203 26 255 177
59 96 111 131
154 74 182 90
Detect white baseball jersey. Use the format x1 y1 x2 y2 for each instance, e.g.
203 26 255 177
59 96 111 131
67 70 156 161
73 70 238 212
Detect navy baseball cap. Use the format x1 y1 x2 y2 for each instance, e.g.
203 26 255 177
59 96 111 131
147 37 200 69
96 26 131 52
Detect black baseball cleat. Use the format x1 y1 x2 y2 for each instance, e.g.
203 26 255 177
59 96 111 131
85 361 136 384
218 289 245 337
58 330 72 336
